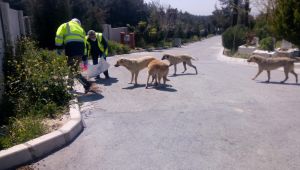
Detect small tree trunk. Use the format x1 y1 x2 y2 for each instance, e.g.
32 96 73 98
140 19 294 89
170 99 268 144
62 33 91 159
245 0 250 27
232 0 239 26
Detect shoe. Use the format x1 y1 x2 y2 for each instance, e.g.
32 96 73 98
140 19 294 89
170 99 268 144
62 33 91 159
95 75 101 80
84 84 91 94
105 76 110 79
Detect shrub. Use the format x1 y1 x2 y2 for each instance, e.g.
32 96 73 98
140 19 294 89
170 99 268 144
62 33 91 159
1 38 72 121
108 41 130 56
0 116 46 150
222 25 248 51
259 37 274 51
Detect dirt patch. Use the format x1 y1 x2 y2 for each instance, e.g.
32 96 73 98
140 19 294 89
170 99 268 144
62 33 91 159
42 112 70 133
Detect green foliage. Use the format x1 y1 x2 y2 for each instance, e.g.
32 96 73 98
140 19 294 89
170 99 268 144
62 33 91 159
108 41 130 56
0 116 46 150
254 14 272 40
259 37 274 51
2 38 72 121
222 25 248 51
28 0 71 49
272 0 300 47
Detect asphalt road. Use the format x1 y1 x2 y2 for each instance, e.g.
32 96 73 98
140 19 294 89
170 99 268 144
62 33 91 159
33 36 300 170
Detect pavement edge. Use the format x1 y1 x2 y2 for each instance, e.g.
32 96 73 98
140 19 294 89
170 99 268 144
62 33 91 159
0 98 83 170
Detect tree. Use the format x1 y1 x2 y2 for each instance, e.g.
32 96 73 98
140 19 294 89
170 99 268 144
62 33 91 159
232 0 239 26
28 0 71 48
272 0 300 47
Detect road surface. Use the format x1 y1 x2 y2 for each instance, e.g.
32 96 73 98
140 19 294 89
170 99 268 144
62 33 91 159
33 36 300 170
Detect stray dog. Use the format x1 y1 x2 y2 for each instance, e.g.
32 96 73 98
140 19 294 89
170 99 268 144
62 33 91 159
146 59 169 88
162 54 197 75
114 56 156 84
247 55 299 83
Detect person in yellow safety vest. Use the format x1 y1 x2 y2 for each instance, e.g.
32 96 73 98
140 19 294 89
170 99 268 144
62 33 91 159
86 30 110 79
55 18 96 93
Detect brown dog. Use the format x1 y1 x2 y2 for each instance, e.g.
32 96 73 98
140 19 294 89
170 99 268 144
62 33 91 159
162 54 197 75
146 59 169 88
247 55 299 83
114 56 156 84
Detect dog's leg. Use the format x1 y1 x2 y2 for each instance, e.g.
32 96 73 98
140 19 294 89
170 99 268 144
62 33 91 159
186 60 198 74
151 75 156 84
130 72 134 84
134 72 139 85
186 61 198 74
163 75 168 84
182 62 187 73
266 71 271 83
252 68 263 80
146 74 151 88
290 70 298 83
173 64 177 75
281 69 289 83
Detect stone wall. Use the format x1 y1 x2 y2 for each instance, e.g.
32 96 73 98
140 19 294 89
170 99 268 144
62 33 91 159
0 2 26 102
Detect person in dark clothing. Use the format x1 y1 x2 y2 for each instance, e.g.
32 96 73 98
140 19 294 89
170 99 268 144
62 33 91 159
86 30 110 79
55 18 97 93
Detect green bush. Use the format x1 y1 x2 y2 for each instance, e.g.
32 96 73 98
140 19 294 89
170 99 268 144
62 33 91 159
108 41 130 56
259 37 274 51
222 25 248 51
2 38 72 120
0 116 46 150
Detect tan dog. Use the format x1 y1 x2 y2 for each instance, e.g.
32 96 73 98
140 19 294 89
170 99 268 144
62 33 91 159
247 55 299 83
162 54 198 75
114 56 156 84
146 59 169 88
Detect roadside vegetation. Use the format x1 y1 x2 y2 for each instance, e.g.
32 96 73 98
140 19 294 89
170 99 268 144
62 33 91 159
0 38 73 149
219 0 300 59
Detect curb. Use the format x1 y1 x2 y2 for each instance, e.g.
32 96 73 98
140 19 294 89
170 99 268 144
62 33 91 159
0 99 84 170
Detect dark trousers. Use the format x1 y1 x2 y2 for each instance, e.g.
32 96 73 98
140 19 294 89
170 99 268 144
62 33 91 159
92 55 109 78
67 56 91 90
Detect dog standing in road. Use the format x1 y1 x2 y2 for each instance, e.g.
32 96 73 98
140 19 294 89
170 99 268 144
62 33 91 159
114 56 156 85
146 59 169 88
162 54 198 75
247 55 299 83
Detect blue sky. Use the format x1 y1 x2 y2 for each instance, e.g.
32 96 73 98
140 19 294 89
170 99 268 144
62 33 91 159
144 0 219 16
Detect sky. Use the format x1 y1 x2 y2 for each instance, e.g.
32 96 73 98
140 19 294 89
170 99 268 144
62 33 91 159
144 0 259 16
144 0 219 16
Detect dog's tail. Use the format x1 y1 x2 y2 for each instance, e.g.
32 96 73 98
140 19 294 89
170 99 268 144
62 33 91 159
190 56 199 61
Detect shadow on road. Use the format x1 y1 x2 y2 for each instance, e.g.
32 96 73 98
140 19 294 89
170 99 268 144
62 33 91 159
77 93 104 103
122 84 146 89
95 77 119 86
258 81 299 86
146 84 177 92
169 73 197 77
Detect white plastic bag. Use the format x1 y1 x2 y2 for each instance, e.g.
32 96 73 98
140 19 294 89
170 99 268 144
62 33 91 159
97 58 110 74
81 59 110 78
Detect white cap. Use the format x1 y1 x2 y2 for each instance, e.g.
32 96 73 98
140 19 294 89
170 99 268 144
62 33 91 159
71 18 81 25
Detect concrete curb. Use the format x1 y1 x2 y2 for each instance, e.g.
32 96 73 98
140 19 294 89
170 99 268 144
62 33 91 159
0 98 83 170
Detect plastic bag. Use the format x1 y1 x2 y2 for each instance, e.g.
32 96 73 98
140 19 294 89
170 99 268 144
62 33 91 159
81 58 110 78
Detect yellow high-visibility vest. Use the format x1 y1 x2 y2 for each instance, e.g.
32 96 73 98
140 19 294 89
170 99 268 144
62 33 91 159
55 21 86 46
86 33 108 57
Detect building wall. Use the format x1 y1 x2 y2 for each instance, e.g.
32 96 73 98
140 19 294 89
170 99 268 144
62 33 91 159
102 24 128 42
0 2 26 102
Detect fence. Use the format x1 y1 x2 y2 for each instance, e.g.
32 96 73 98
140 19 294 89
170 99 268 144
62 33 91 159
0 2 26 102
102 24 128 42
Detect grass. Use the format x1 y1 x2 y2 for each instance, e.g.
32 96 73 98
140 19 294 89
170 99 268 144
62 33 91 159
0 116 46 150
